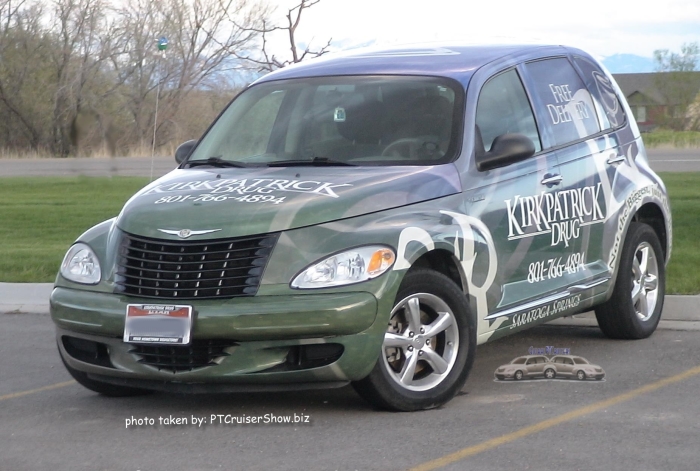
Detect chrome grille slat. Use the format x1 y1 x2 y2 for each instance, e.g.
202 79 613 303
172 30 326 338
118 253 264 267
115 231 277 300
124 245 272 257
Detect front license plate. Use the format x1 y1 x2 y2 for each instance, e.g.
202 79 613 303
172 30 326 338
124 304 193 345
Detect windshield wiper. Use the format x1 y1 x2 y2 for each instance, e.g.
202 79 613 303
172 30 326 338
185 156 250 168
266 157 356 167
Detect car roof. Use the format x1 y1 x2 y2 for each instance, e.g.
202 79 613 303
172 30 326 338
513 355 548 360
254 43 573 88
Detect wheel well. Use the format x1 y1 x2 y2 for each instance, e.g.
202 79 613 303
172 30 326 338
409 250 464 292
633 203 668 258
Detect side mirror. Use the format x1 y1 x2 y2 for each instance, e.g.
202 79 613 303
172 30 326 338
175 140 197 164
475 133 535 171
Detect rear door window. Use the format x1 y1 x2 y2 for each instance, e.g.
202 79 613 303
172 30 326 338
475 69 542 154
524 58 601 147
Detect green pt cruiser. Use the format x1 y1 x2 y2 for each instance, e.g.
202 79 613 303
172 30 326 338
52 44 672 411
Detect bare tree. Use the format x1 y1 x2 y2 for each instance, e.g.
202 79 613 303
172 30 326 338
223 0 331 72
48 0 125 155
0 0 283 156
0 0 53 150
112 0 267 151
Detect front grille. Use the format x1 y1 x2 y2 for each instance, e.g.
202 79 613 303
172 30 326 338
115 231 278 300
129 339 237 373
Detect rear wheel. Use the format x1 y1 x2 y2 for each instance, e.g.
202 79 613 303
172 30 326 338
544 368 556 380
595 223 665 339
353 270 475 411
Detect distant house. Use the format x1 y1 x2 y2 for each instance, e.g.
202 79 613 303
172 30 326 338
613 72 700 132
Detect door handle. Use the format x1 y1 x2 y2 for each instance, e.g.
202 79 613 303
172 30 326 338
607 155 626 165
541 174 563 186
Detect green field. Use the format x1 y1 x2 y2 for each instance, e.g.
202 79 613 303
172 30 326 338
0 174 698 293
642 130 700 148
0 177 149 282
661 173 700 294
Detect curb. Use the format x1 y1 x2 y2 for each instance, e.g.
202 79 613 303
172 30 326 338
0 283 53 314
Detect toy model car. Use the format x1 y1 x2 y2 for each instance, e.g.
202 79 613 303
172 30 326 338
52 43 670 411
494 355 554 380
550 355 605 380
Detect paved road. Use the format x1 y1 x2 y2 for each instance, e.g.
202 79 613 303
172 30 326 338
2 309 700 471
0 156 178 178
646 147 700 172
0 147 698 178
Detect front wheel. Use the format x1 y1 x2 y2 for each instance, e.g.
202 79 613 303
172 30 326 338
576 370 586 381
544 368 556 380
352 270 475 411
595 223 665 339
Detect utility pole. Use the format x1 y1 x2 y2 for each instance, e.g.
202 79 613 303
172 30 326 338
151 36 168 181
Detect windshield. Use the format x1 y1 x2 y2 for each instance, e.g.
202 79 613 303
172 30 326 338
186 76 463 167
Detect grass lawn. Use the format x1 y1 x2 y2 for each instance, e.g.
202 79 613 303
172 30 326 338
642 130 700 148
0 174 698 294
0 177 149 282
659 173 700 294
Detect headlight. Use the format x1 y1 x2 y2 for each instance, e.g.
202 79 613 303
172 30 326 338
291 246 395 289
60 243 101 285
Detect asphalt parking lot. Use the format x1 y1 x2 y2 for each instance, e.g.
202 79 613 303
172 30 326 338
2 309 700 471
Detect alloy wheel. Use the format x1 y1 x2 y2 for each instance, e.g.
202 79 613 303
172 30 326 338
382 293 459 392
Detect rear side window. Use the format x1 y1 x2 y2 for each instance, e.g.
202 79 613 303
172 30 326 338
476 69 542 154
524 58 601 147
573 55 626 130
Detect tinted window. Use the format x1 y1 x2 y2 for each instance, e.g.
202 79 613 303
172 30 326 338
476 69 541 154
573 55 626 130
524 58 601 147
573 358 588 365
512 358 527 364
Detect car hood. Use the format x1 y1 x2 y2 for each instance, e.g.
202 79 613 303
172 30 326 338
116 165 462 239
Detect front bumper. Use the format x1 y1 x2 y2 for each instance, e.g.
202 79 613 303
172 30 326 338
51 286 387 389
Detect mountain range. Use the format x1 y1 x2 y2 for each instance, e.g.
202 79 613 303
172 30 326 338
602 54 656 73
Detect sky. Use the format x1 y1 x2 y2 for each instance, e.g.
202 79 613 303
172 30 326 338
263 0 700 63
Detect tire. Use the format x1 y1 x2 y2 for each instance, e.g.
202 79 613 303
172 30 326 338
60 353 152 397
514 370 524 381
595 222 665 339
544 368 556 380
576 370 586 381
352 269 476 411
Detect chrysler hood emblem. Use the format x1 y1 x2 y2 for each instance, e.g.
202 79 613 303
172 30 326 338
157 228 222 239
